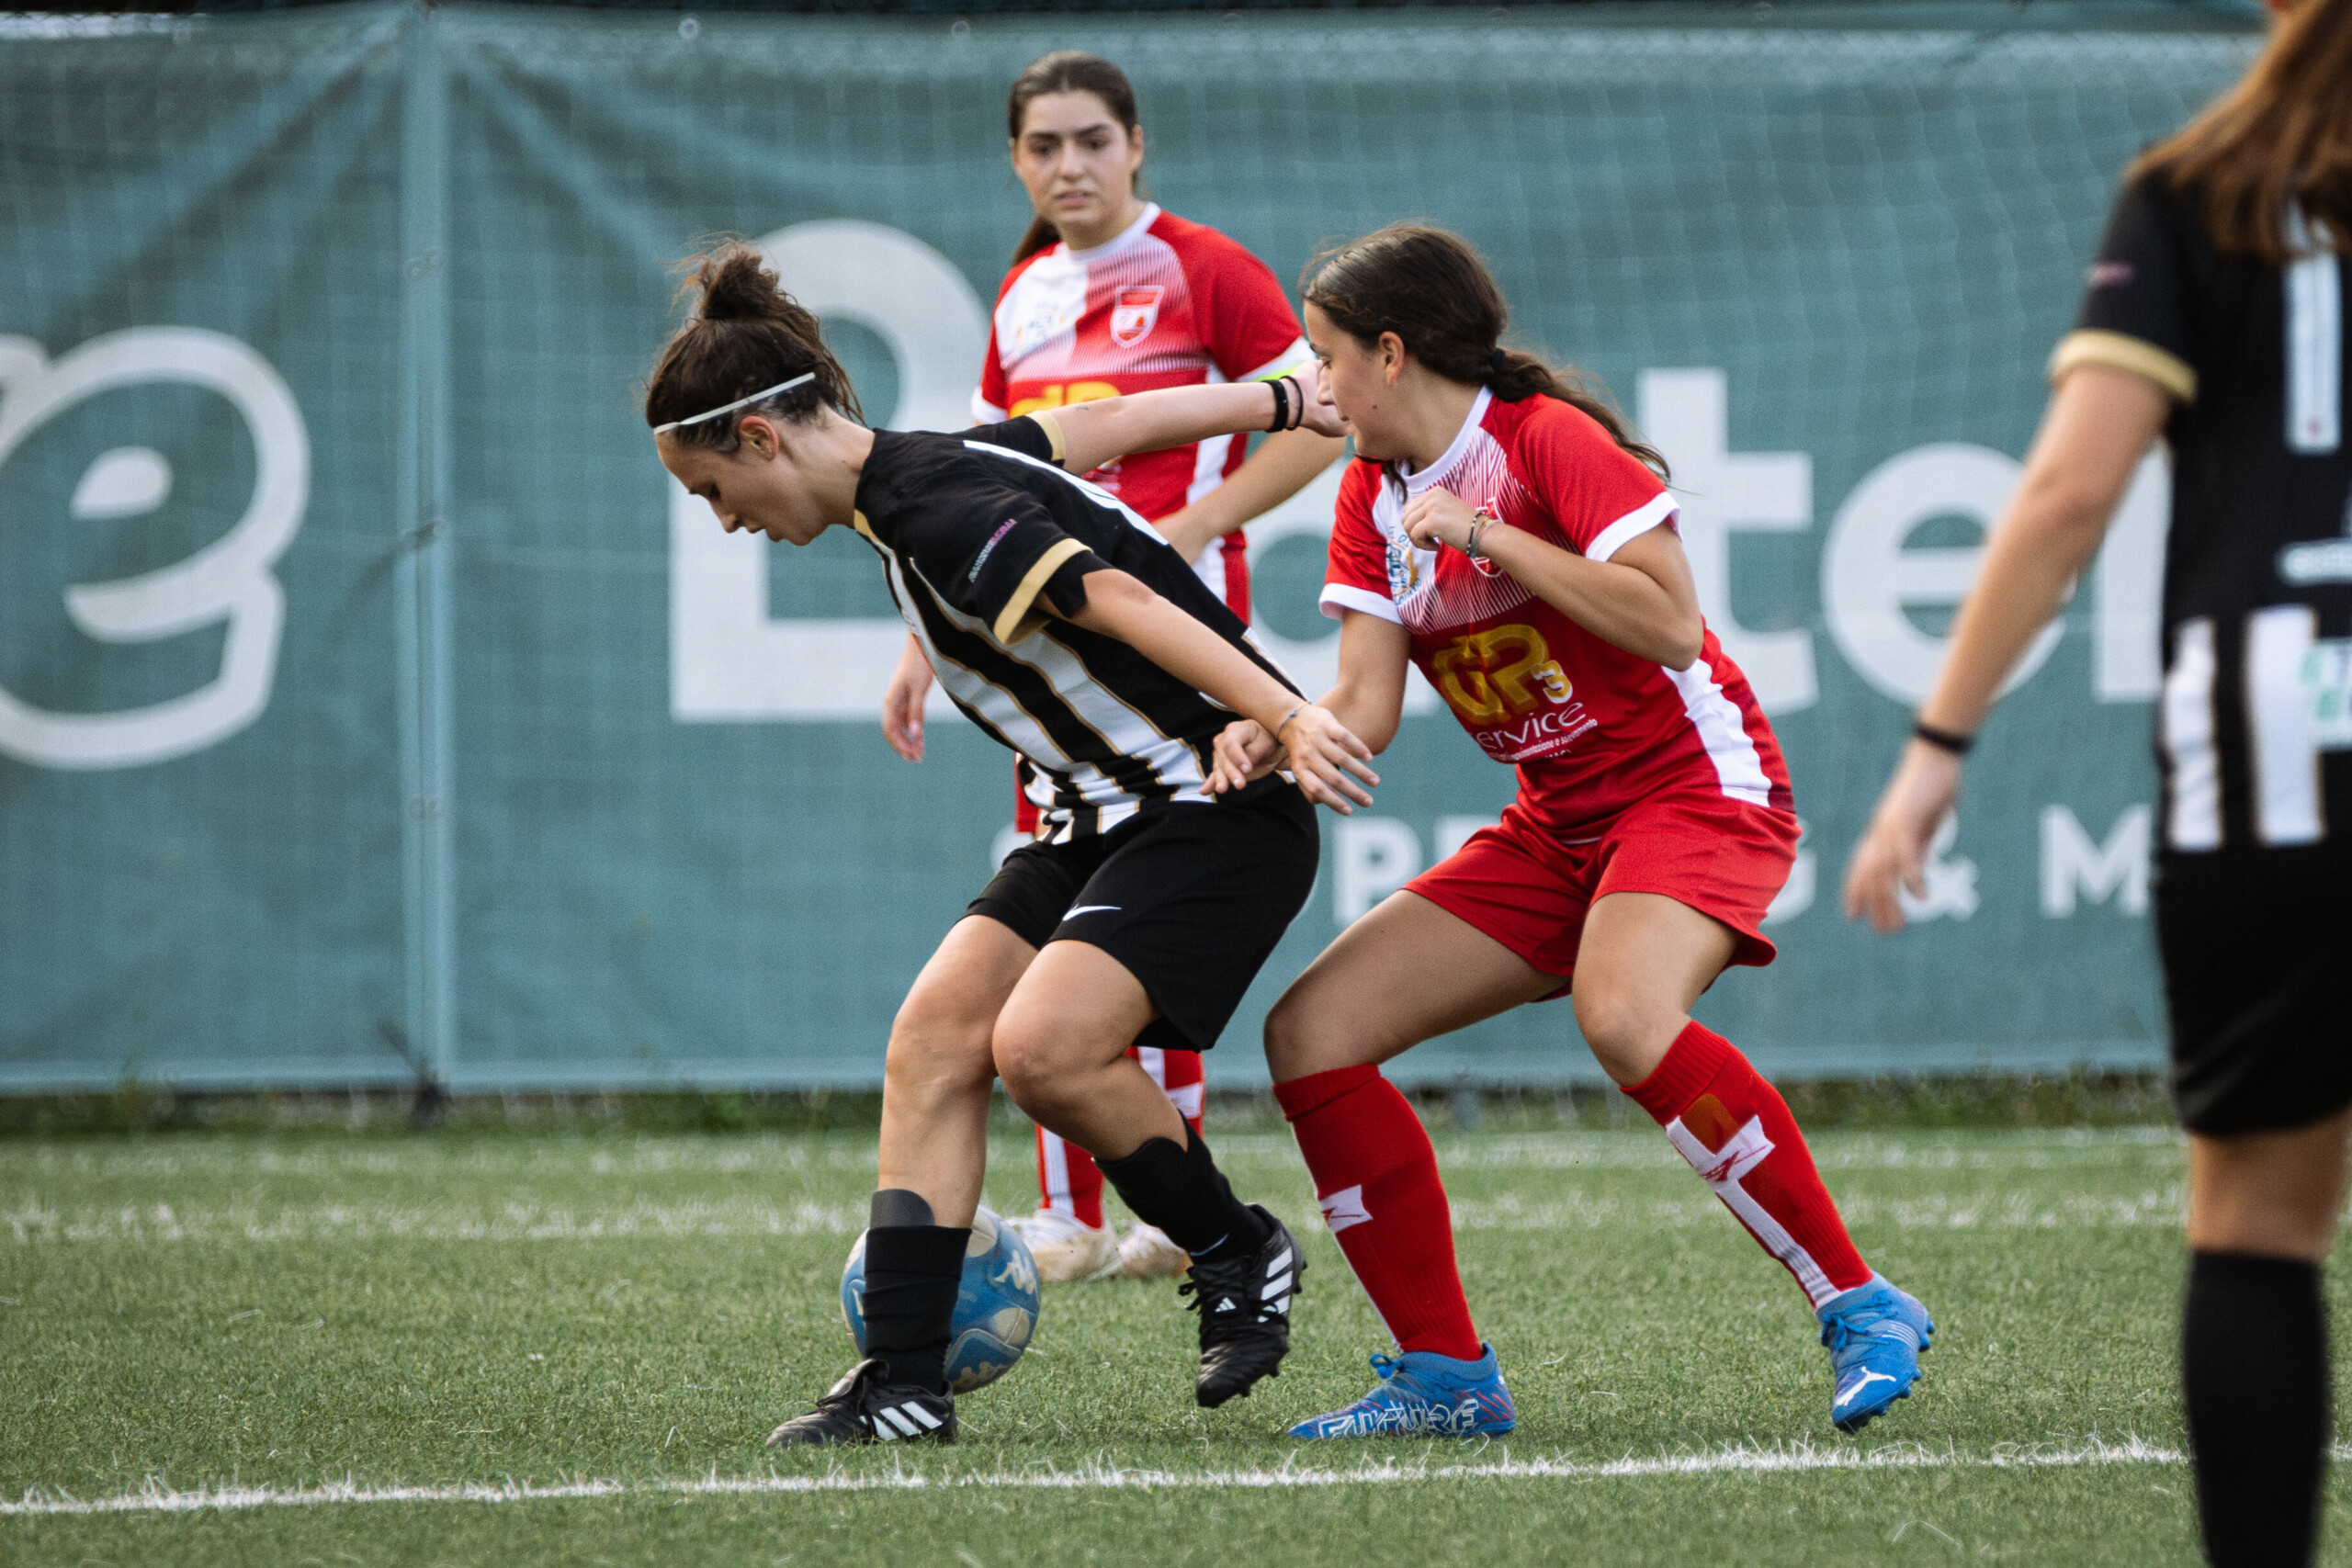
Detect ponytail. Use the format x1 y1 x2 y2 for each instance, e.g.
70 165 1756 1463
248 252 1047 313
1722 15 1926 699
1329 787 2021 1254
1302 224 1667 480
644 243 863 448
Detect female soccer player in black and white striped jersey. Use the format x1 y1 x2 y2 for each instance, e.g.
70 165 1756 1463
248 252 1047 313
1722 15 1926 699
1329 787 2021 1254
645 244 1374 1447
1846 2 2351 1560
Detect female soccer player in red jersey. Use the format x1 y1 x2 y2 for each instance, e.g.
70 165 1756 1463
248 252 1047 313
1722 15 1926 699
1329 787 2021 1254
882 51 1345 1285
1211 226 1934 1439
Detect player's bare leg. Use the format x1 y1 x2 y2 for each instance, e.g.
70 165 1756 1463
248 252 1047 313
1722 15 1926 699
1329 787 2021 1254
772 915 1032 1450
995 940 1304 1406
877 915 1038 1226
2180 1110 2352 1567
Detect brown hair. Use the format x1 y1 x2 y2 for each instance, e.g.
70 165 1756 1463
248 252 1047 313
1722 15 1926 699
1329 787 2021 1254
1302 223 1667 479
1006 51 1143 266
2131 0 2352 264
643 243 863 449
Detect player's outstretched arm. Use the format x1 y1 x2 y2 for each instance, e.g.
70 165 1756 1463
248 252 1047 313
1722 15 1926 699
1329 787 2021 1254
1050 364 1346 478
1057 569 1379 813
1210 612 1412 795
1842 362 2170 931
1400 488 1703 668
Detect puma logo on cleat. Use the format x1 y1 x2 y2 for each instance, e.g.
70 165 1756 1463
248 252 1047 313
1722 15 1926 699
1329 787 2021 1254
1836 1370 1898 1410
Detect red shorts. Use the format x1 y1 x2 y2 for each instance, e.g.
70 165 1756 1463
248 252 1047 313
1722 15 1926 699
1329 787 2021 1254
1403 788 1798 996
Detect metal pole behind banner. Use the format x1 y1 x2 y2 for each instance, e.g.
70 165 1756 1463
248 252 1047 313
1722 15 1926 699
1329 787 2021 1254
395 0 456 1101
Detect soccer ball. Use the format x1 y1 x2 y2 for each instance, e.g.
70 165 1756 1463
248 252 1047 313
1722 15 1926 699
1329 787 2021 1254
841 1205 1041 1393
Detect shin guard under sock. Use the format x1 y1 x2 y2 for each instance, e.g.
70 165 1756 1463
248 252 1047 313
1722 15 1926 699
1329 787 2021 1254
1097 1125 1270 1264
1275 1065 1482 1360
1623 1021 1871 1307
2184 1250 2329 1568
859 1191 968 1394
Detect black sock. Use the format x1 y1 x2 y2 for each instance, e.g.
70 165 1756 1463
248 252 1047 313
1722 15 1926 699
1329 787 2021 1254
859 1191 967 1395
2183 1249 2330 1568
1097 1125 1272 1264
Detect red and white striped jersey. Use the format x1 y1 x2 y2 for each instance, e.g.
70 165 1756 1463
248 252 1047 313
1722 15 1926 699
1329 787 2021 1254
1321 389 1794 838
975 203 1310 613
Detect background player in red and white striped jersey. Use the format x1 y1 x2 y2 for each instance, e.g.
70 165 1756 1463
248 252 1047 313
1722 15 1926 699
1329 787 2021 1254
880 51 1344 1284
1212 226 1933 1439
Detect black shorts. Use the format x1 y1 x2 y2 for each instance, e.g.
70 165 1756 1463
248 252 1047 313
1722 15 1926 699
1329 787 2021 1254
965 776 1318 1053
2157 845 2352 1135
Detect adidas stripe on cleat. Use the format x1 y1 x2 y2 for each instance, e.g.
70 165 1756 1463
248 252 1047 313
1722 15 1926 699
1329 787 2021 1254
1817 1275 1934 1435
1182 1206 1303 1408
764 1358 957 1449
1288 1344 1517 1439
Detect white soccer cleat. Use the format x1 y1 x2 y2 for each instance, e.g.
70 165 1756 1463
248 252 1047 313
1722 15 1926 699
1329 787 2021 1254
1117 1223 1191 1280
1007 1208 1121 1283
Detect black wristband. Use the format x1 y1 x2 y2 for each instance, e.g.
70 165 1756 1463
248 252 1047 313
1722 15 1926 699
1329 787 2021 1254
1912 720 1975 756
1266 377 1291 434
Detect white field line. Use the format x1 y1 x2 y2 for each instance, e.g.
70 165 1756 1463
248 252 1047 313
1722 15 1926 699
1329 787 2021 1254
0 1438 2208 1517
2 1184 2194 1245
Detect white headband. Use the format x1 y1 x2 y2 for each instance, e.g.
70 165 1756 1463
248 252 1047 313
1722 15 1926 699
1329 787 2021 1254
652 371 817 434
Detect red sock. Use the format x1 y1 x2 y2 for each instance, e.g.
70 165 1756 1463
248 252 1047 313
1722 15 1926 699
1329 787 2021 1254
1035 1124 1108 1229
1275 1066 1483 1361
1035 1047 1204 1231
1623 1021 1871 1308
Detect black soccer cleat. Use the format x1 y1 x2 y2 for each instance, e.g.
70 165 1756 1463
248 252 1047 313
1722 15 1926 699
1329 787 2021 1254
764 1358 957 1448
1181 1206 1303 1408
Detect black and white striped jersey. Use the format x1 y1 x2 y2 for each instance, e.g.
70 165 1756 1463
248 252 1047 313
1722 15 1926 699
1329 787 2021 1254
850 412 1299 842
2055 171 2350 854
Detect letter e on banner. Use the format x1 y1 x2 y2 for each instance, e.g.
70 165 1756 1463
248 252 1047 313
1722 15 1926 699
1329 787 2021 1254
0 329 309 770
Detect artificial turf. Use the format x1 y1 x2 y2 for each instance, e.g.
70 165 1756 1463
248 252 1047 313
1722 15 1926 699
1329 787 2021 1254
4 1119 2345 1564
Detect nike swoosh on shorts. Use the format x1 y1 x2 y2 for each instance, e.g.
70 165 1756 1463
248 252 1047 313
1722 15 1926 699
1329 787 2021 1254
1063 905 1121 917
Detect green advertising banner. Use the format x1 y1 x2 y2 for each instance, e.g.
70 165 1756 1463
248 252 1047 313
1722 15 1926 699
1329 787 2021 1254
0 3 2257 1091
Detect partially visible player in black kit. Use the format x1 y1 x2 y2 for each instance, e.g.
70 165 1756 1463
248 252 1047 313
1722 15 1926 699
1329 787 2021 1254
1845 1 2351 1561
644 245 1375 1445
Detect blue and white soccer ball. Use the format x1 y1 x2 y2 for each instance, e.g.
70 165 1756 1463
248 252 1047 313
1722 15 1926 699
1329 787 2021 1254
842 1205 1041 1393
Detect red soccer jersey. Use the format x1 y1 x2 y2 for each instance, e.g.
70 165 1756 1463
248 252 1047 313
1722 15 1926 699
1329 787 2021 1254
975 204 1311 535
1321 389 1793 837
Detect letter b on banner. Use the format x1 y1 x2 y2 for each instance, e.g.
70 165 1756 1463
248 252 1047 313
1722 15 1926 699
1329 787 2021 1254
671 221 988 720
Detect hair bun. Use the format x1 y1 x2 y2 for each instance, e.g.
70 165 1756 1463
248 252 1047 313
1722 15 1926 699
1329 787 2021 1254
695 246 794 323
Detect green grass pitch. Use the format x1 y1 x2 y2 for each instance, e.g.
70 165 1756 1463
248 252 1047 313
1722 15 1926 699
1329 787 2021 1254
5 1120 2348 1565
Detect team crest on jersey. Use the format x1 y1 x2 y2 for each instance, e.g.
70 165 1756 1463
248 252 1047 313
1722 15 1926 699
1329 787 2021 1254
1385 536 1430 604
1109 287 1163 347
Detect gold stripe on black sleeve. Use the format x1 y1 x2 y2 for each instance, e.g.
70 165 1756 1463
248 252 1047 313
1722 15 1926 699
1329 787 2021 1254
991 536 1090 645
1024 409 1069 465
2049 329 2197 403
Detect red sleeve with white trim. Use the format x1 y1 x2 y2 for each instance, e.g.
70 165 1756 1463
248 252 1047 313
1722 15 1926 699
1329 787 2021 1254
1175 222 1312 384
1510 397 1676 562
1319 461 1399 623
974 310 1011 423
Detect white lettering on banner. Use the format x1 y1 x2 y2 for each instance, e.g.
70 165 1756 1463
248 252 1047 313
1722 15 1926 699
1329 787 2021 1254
1894 812 1979 923
2041 804 2150 918
1823 443 2061 705
0 329 309 770
674 336 2177 727
1638 370 1815 715
1333 817 1421 924
671 220 988 721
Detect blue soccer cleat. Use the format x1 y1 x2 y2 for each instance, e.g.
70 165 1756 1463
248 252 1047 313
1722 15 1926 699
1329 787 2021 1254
1287 1345 1517 1438
1817 1275 1934 1434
